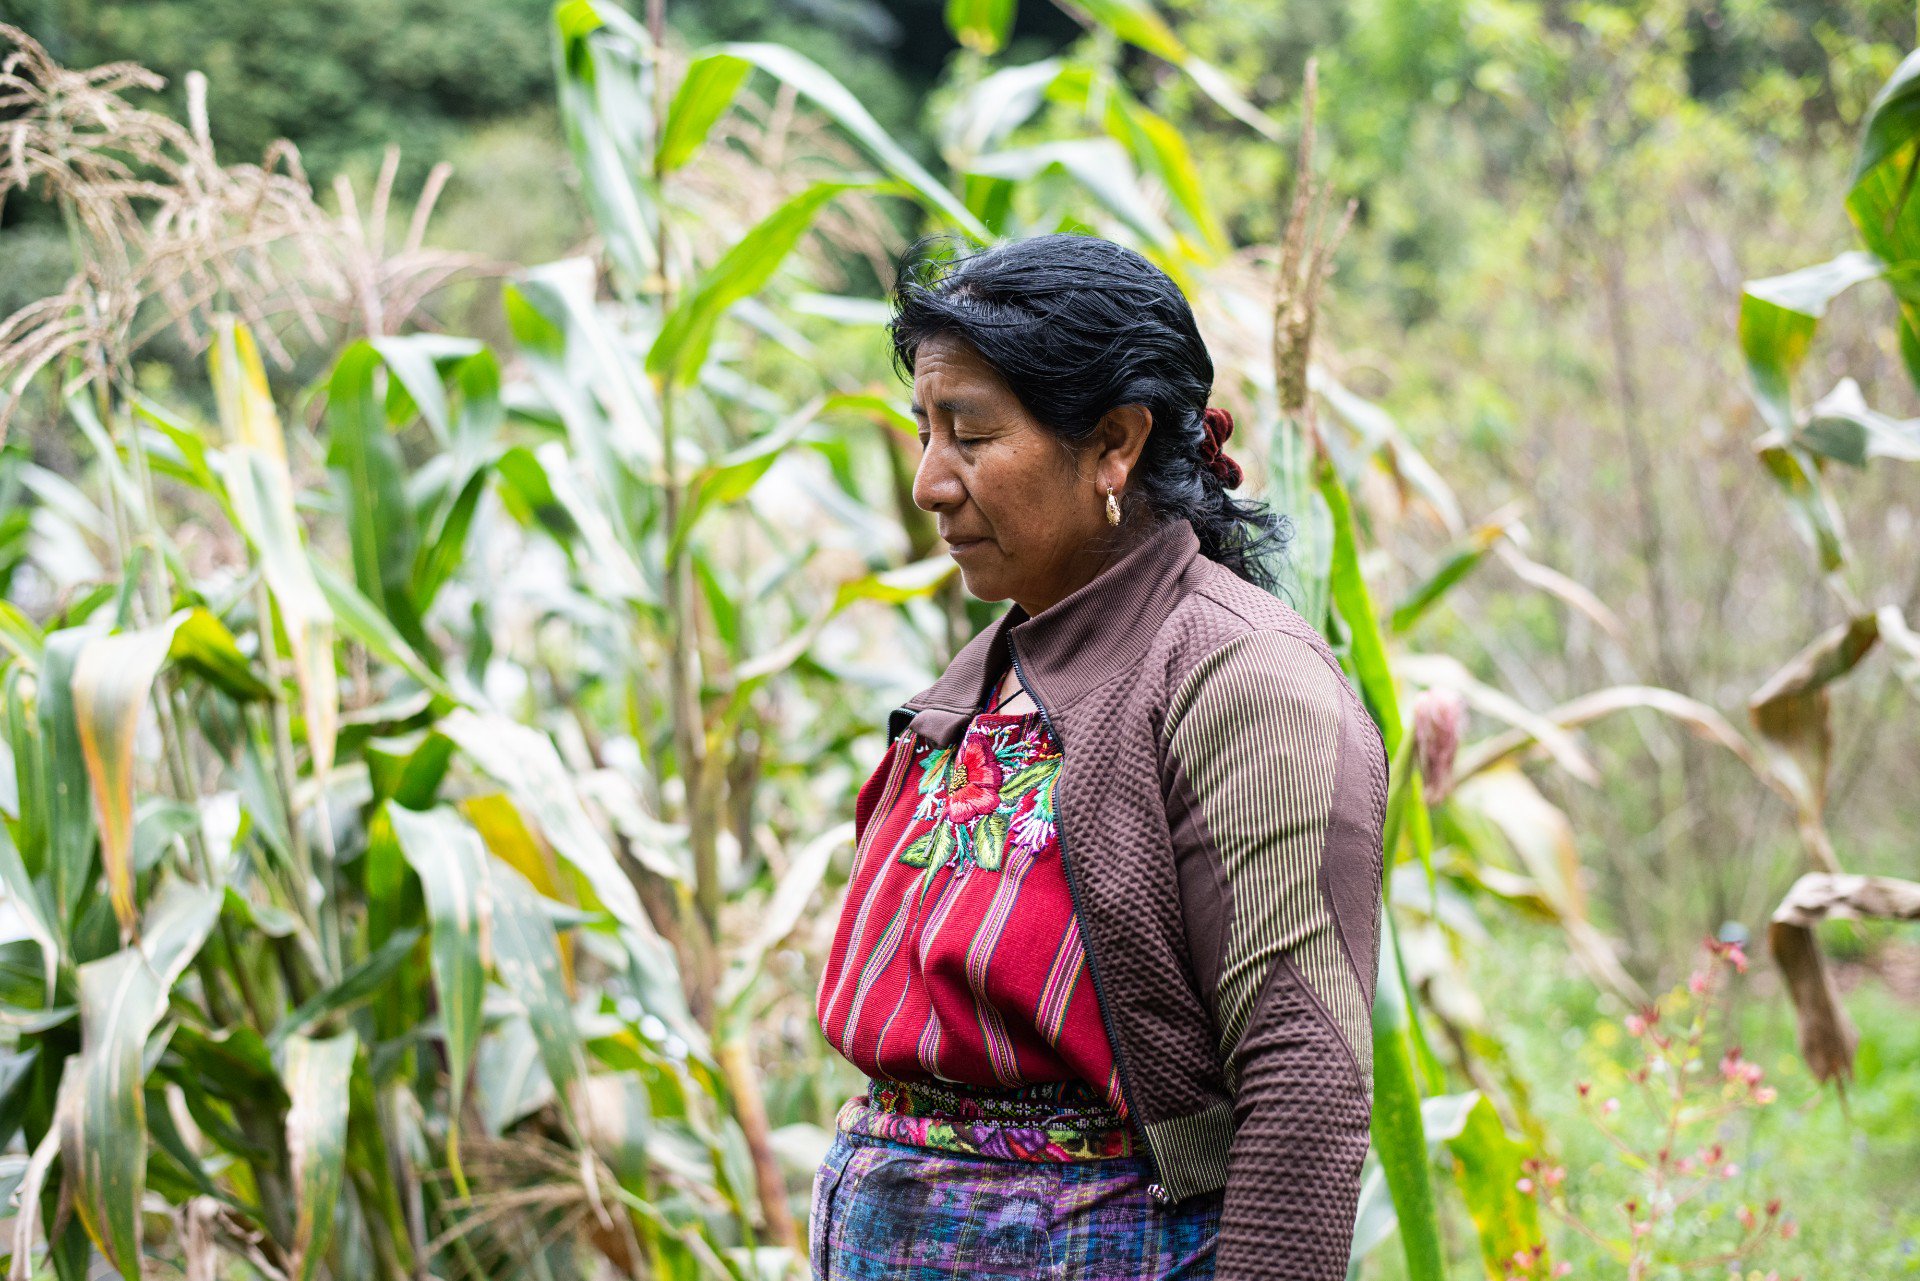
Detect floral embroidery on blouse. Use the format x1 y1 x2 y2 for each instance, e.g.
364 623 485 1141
898 718 1060 873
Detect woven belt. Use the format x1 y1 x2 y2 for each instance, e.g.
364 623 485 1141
834 1076 1138 1162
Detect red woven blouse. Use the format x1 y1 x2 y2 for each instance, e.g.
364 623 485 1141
815 701 1125 1114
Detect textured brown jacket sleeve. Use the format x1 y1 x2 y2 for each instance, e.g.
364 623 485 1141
1164 628 1387 1279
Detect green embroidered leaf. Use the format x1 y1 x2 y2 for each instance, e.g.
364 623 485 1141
916 748 951 794
975 812 1010 871
997 758 1058 797
927 822 954 872
898 829 935 868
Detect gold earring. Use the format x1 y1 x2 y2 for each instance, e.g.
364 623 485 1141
1105 485 1122 526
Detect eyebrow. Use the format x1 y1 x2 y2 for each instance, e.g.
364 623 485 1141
909 396 985 420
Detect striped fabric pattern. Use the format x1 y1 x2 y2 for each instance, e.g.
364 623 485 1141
816 709 1126 1118
1165 629 1373 1088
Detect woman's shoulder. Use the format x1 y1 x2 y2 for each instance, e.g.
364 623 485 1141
1155 558 1356 725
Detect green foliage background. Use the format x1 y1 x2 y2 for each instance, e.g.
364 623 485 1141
2 0 1918 1277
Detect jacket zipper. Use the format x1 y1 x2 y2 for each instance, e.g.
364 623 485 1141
1007 635 1169 1202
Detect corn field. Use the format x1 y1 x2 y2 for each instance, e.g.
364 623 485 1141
0 1 1916 1278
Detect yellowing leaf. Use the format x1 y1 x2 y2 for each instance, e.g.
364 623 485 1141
211 317 339 779
72 610 192 938
284 1031 358 1281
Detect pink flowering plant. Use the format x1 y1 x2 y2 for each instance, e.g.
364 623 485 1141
1498 938 1800 1281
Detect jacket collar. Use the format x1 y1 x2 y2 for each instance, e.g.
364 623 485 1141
892 519 1202 744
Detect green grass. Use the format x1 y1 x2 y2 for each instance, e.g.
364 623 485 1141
1402 918 1920 1279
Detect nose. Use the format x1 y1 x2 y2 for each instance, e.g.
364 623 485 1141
911 437 965 514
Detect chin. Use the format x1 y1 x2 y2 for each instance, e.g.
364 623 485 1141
954 565 1012 603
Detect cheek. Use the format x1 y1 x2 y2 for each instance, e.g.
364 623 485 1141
975 448 1076 555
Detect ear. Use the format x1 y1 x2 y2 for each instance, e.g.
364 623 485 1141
1089 403 1153 493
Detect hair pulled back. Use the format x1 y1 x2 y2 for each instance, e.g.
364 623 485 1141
886 231 1288 590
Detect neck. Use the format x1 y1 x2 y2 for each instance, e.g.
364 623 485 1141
1012 518 1166 618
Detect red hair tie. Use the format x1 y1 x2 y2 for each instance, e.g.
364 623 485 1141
1200 406 1243 489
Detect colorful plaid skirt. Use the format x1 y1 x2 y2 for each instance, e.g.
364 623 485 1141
809 1078 1222 1279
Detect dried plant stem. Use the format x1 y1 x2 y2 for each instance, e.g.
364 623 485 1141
1270 59 1357 440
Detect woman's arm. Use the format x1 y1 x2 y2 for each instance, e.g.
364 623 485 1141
1165 627 1388 1279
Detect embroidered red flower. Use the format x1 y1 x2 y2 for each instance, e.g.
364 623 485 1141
944 734 1005 824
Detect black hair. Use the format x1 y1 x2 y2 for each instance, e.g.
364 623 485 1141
886 231 1288 591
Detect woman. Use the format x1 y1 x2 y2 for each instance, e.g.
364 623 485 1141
811 233 1388 1281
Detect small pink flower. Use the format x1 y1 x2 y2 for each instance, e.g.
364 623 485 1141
1517 1177 1534 1194
1626 1013 1647 1037
1689 970 1709 995
1602 1097 1620 1115
1722 1163 1739 1178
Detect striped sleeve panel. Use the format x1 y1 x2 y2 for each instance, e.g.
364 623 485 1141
1164 629 1372 1089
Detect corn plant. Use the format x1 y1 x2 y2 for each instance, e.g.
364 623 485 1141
3 3 1898 1281
1733 40 1920 1091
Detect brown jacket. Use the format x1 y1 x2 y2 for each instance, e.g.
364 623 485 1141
878 517 1388 1279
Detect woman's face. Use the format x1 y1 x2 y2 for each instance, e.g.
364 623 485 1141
909 334 1150 615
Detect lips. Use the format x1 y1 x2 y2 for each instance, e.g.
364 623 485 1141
943 534 988 553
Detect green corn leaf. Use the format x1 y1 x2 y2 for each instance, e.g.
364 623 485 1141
411 465 492 619
552 0 662 294
1390 518 1511 635
1067 0 1280 141
1755 436 1850 573
1800 377 1920 466
273 927 425 1046
438 711 650 943
71 610 192 939
1101 85 1229 254
714 42 988 239
648 180 882 388
0 823 56 1003
0 600 45 668
383 804 488 1190
718 822 853 1020
62 950 170 1277
1852 47 1920 188
659 52 751 172
487 863 586 1129
970 140 1177 251
310 558 456 704
167 606 270 701
1316 455 1403 754
505 262 661 496
137 878 221 988
669 395 827 558
1267 412 1331 632
326 342 427 660
38 628 98 933
371 334 477 446
1446 1093 1540 1279
1739 253 1883 435
282 1030 358 1281
945 0 1017 53
822 391 917 437
1369 909 1444 1281
211 318 339 778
